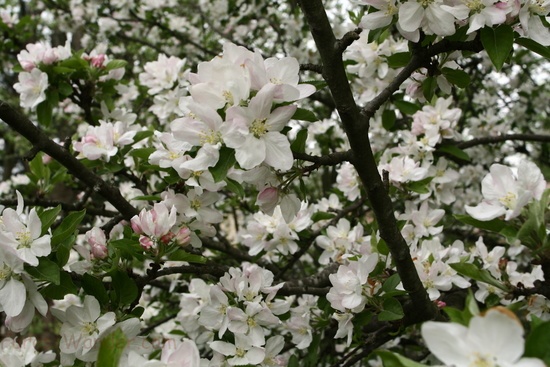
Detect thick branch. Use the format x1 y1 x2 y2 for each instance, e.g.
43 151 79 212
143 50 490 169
298 0 436 324
292 150 352 166
0 100 139 220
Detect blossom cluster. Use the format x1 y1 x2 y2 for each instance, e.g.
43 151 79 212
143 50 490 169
358 0 550 45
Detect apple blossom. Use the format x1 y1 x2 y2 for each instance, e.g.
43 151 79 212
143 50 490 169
13 68 48 109
422 307 545 367
465 160 546 221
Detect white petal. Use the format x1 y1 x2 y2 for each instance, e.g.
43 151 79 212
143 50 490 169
421 321 471 366
465 202 506 221
263 132 293 171
0 278 27 317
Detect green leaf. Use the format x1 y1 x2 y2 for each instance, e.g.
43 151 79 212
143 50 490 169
454 214 506 232
437 144 470 161
36 99 53 127
378 297 404 321
441 68 471 88
515 38 550 59
480 25 514 71
422 76 437 101
82 273 110 305
381 273 401 293
443 291 478 326
39 205 62 236
97 328 127 367
449 262 509 291
25 257 60 285
225 178 245 197
382 109 396 131
105 59 128 71
407 176 434 194
41 271 78 299
394 100 420 115
292 108 318 122
288 355 300 367
52 66 75 74
311 211 336 222
305 333 321 367
55 233 76 266
291 129 308 154
386 52 411 68
375 350 428 367
52 210 87 247
133 130 154 143
167 250 207 263
130 195 161 201
130 147 155 159
525 321 550 364
110 269 138 307
57 81 74 96
210 146 236 182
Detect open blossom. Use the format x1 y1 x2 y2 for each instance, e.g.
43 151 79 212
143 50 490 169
465 160 546 221
382 156 428 183
422 307 545 367
13 68 49 109
441 0 508 33
0 336 55 367
398 0 456 36
74 120 137 161
327 253 379 312
519 0 550 46
222 85 296 171
0 207 51 267
58 295 116 359
131 203 178 248
358 0 399 30
17 41 71 71
140 54 186 95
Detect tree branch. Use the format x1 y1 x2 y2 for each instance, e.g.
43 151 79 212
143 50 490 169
298 0 437 324
0 100 139 220
293 150 352 166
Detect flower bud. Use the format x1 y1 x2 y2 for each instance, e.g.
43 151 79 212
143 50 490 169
257 187 279 215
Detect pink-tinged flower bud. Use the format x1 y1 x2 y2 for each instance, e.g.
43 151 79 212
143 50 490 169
160 232 175 244
130 216 143 234
83 134 99 144
42 49 58 64
139 235 154 250
20 61 35 71
42 154 52 164
175 227 191 246
90 242 108 259
90 54 106 68
436 300 446 308
257 187 279 215
85 227 109 259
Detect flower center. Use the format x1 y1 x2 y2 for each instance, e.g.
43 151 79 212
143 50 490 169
199 129 222 145
222 90 234 105
16 230 32 248
191 198 201 211
498 192 517 209
81 321 98 336
250 118 268 138
469 353 496 367
465 0 484 12
0 265 13 280
420 0 434 7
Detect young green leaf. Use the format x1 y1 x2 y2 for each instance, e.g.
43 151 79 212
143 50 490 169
480 25 514 71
